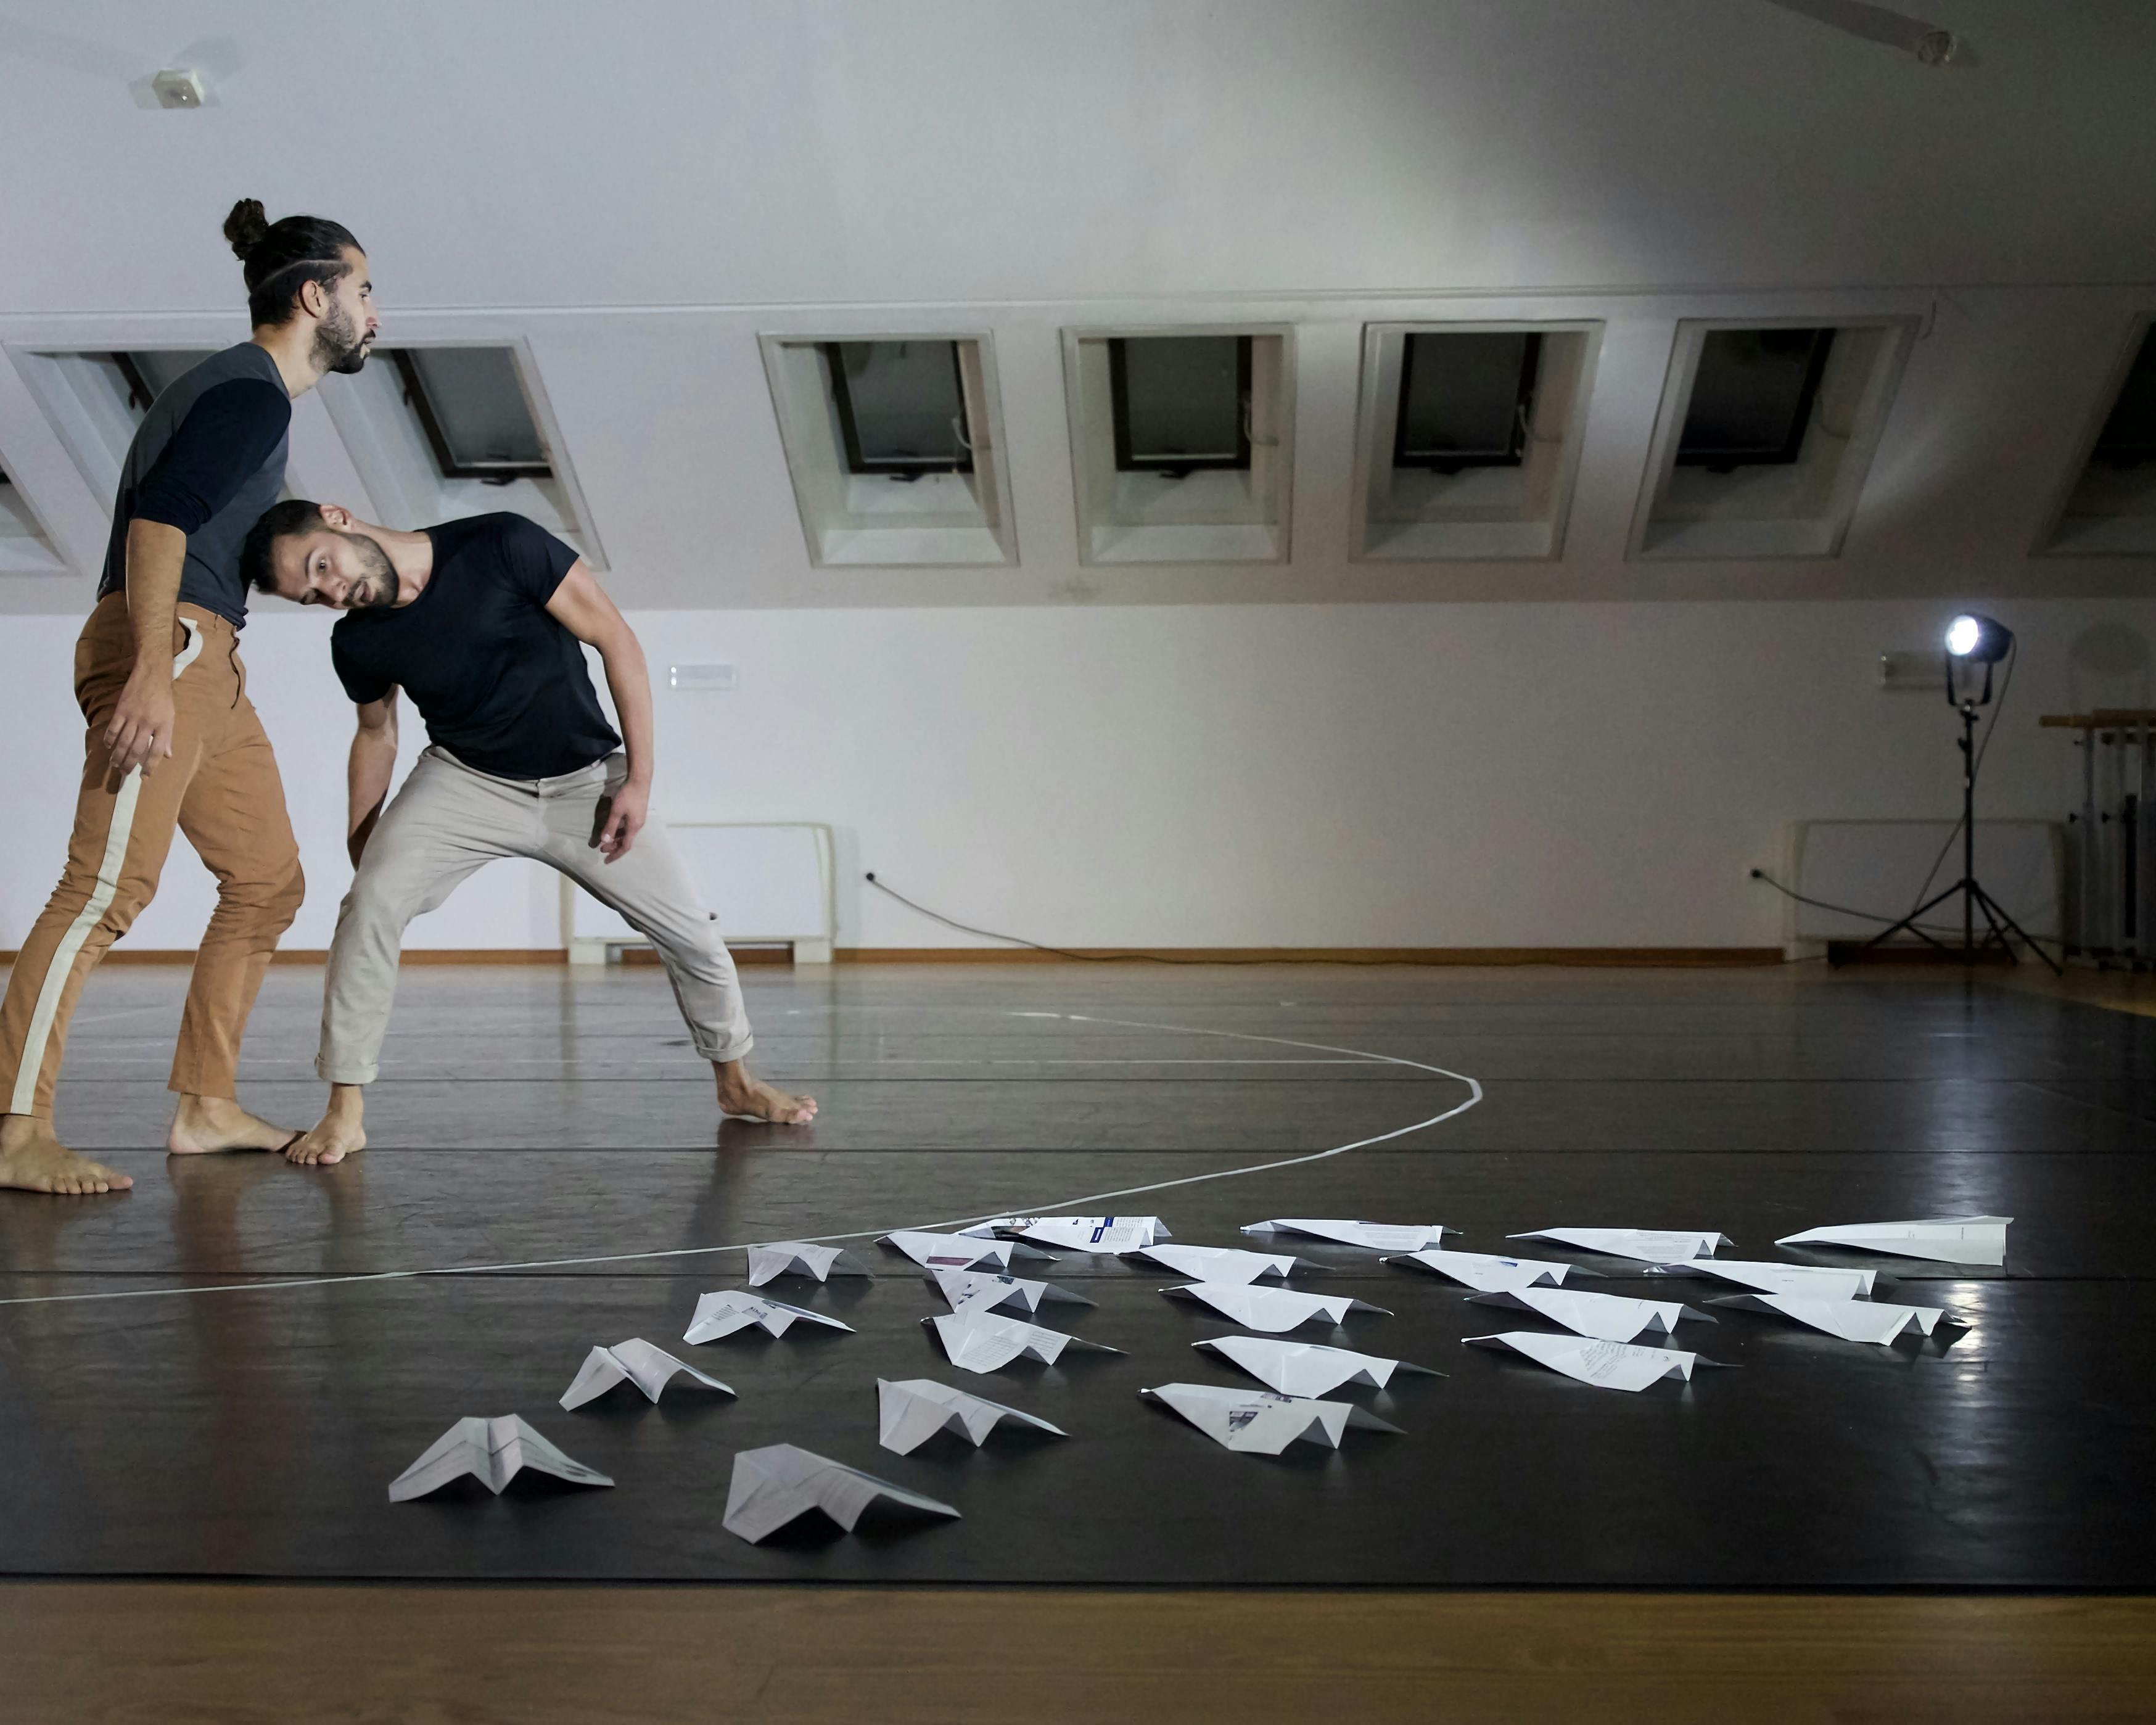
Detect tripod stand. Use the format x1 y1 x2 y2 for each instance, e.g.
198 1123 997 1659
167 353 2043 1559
1865 692 2062 973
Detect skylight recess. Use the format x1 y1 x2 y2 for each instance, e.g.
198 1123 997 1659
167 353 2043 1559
2040 317 2156 556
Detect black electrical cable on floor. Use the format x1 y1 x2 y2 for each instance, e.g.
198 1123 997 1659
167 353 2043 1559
863 873 1459 966
1748 866 2067 950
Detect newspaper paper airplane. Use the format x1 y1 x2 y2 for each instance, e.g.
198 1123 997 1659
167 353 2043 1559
723 1443 959 1544
1142 1382 1404 1455
930 1268 1095 1315
746 1241 871 1287
1467 1285 1711 1342
926 1311 1125 1373
1774 1216 2010 1268
1466 1331 1727 1393
1709 1293 1954 1344
559 1338 735 1410
1243 1219 1455 1253
876 1378 1069 1456
1508 1227 1732 1262
389 1415 614 1502
1384 1248 1594 1292
1162 1282 1391 1333
1137 1242 1313 1284
963 1215 1167 1253
683 1291 855 1343
1647 1258 1878 1299
1194 1335 1441 1396
881 1229 1054 1270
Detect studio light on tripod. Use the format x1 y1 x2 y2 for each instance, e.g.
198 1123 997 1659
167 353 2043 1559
1946 613 2011 664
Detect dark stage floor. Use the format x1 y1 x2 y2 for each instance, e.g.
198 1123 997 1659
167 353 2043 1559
1 961 2150 1589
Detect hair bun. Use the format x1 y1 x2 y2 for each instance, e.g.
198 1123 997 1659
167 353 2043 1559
223 197 270 262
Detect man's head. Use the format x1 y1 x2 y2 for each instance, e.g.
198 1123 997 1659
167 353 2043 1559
243 501 401 611
223 199 376 374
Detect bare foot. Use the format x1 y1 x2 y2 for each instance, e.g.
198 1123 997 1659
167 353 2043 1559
167 1093 305 1156
714 1062 818 1124
285 1113 366 1166
0 1114 133 1195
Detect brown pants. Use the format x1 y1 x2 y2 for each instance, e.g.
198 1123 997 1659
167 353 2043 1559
0 595 303 1120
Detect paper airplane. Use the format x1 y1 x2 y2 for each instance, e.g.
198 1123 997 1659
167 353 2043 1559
929 1267 1095 1315
1383 1247 1594 1292
1466 1331 1724 1393
1508 1227 1732 1263
876 1378 1069 1456
881 1229 1053 1270
683 1290 855 1343
1645 1258 1878 1299
1142 1382 1403 1455
1137 1242 1313 1284
1243 1218 1455 1253
388 1415 614 1502
746 1241 871 1287
559 1338 735 1410
963 1215 1167 1253
925 1311 1125 1373
1467 1286 1710 1343
1161 1282 1391 1333
1194 1334 1441 1396
1774 1215 2010 1268
1709 1293 1953 1344
722 1444 959 1544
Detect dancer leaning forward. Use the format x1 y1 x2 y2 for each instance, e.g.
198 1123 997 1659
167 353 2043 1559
241 502 817 1163
0 202 377 1195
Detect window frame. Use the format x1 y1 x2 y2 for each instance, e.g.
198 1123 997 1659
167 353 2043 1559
389 347 554 484
1389 329 1544 474
818 340 976 480
1672 326 1836 472
1108 334 1254 477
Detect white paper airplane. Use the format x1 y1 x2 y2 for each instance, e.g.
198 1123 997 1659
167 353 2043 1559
746 1241 872 1287
1193 1335 1441 1396
881 1229 1053 1271
683 1290 855 1343
1645 1258 1878 1299
925 1311 1125 1373
1243 1218 1455 1253
1383 1247 1595 1292
388 1415 614 1502
964 1215 1167 1253
1467 1286 1711 1343
722 1444 960 1544
559 1338 736 1410
929 1267 1095 1316
1508 1227 1732 1262
1465 1331 1725 1393
1137 1242 1313 1284
1161 1282 1391 1333
1142 1382 1404 1455
1774 1215 2010 1267
1709 1292 1953 1344
876 1378 1069 1456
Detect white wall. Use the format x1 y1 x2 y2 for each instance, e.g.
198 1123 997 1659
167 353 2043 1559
2 595 2149 952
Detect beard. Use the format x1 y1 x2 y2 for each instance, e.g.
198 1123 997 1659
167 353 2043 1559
343 532 400 609
312 297 371 376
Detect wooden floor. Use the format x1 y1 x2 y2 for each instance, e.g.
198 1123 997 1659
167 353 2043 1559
2 958 2151 1716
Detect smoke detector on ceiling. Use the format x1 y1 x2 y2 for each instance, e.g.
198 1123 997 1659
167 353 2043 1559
150 68 207 109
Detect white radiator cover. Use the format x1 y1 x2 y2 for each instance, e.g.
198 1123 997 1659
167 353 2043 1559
563 823 834 965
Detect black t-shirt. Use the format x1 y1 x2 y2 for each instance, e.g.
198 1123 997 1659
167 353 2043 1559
330 514 622 780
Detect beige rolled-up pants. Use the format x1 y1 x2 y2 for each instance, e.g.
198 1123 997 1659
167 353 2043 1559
318 746 752 1085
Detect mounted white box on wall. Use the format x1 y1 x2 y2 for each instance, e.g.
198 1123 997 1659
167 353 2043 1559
1062 324 1293 566
1349 321 1600 561
1629 316 1915 561
2036 313 2156 557
760 332 1016 568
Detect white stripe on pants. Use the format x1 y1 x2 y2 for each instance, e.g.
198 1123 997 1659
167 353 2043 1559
318 747 753 1084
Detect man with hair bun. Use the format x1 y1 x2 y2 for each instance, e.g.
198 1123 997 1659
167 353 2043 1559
0 200 378 1196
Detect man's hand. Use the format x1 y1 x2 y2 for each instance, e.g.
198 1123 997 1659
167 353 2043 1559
596 779 649 863
103 665 176 778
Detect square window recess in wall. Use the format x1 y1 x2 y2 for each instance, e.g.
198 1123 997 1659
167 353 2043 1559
0 456 65 575
1350 322 1600 561
760 334 1016 567
1629 318 1914 560
2039 316 2156 556
1063 326 1293 565
320 342 605 567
